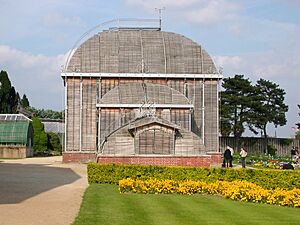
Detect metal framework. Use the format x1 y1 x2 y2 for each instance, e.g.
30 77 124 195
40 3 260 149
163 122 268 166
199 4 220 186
0 114 32 146
62 27 221 156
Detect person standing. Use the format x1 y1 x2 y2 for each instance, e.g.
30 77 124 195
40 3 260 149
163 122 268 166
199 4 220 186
229 146 234 167
291 147 296 161
240 148 247 168
223 146 232 168
291 147 299 163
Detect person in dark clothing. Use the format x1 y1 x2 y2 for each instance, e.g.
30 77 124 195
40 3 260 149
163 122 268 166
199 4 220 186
283 164 294 170
223 147 232 168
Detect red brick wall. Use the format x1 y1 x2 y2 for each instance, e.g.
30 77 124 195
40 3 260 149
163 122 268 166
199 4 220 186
63 152 96 163
97 154 221 167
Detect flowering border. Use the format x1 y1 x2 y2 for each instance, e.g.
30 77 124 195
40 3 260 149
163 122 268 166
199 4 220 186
119 178 300 207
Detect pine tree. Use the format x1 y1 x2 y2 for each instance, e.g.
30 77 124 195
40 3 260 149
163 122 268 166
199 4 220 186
0 70 20 113
251 79 288 153
0 70 12 113
220 75 256 149
9 87 20 113
20 94 30 108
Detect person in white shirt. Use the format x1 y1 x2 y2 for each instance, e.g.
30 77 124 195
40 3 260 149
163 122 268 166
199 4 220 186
228 146 234 167
240 148 248 168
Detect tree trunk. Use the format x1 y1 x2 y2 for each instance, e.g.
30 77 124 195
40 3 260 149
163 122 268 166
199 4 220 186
263 125 268 154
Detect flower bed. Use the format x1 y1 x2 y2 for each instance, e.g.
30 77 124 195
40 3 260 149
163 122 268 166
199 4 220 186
119 178 300 207
245 154 300 170
88 163 300 189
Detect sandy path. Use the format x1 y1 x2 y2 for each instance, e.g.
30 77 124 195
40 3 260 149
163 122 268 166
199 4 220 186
0 156 88 225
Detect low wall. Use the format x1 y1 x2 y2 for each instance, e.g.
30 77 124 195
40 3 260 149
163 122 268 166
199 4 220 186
63 152 97 163
97 153 222 167
0 145 33 158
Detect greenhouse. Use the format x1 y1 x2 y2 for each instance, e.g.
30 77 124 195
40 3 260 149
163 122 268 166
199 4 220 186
0 114 33 158
62 20 223 165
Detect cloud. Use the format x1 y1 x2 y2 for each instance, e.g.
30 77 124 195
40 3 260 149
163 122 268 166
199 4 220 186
125 0 199 9
125 0 242 25
0 45 67 110
213 55 244 72
214 49 300 80
43 13 83 27
186 0 241 25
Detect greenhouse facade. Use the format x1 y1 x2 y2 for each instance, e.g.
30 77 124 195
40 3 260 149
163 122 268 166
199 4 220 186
62 24 223 166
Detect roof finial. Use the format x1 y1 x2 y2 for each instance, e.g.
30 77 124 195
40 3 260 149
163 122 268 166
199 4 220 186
155 7 165 30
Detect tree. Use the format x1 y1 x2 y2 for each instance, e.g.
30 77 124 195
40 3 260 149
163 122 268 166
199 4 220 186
251 79 288 153
10 87 20 113
47 132 62 154
32 117 48 154
27 107 63 119
0 70 12 113
0 70 19 113
220 75 256 149
20 94 30 108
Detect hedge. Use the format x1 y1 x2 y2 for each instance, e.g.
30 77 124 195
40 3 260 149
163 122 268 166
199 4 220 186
87 163 300 190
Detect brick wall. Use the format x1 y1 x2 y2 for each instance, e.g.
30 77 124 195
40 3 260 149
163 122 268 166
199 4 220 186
63 152 96 163
98 153 221 167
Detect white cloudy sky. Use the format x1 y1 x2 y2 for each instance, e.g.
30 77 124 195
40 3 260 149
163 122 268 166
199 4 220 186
0 0 299 137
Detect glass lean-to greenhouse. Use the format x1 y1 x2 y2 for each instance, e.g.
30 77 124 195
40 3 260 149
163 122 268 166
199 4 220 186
0 114 33 158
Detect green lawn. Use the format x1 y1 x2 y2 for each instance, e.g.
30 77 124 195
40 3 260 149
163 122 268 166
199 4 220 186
73 184 300 225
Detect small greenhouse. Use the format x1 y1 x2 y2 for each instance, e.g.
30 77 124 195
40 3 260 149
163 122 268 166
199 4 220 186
0 114 33 158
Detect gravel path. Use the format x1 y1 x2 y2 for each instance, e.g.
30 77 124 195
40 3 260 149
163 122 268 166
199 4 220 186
0 156 88 225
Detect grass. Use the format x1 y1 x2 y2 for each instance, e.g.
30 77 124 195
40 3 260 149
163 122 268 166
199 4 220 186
73 184 300 225
0 158 21 160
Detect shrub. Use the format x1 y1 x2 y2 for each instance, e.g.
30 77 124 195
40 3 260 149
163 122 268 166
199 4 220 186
280 138 293 146
32 117 48 154
267 145 277 156
47 132 62 155
87 163 300 190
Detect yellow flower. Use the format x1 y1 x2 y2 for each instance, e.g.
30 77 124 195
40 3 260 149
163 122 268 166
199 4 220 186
118 178 300 208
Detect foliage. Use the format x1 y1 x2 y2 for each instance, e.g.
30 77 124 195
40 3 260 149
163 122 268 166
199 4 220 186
32 117 48 154
47 132 62 154
119 178 300 207
87 163 300 190
280 138 293 146
220 76 288 151
248 154 292 163
0 70 20 113
27 107 63 119
251 79 288 132
32 117 63 155
20 94 30 108
220 75 255 138
267 145 277 156
250 79 288 152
